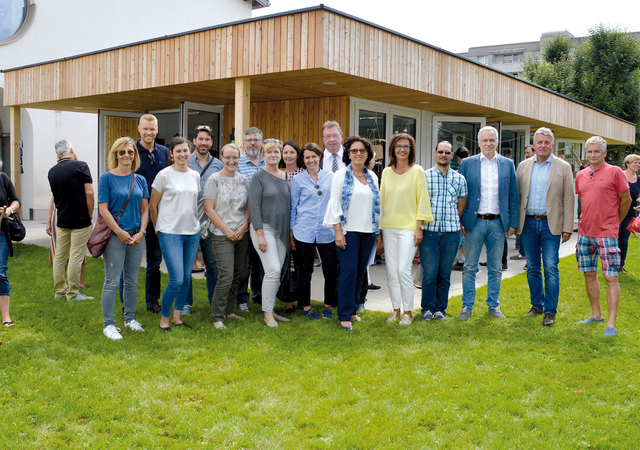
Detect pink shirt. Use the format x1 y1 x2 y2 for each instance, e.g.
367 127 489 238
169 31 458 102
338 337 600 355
575 163 628 238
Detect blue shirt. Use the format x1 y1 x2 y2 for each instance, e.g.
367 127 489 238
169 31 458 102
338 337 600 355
526 155 552 215
290 169 335 244
425 167 467 232
135 139 169 187
187 152 223 198
98 172 149 232
237 152 265 182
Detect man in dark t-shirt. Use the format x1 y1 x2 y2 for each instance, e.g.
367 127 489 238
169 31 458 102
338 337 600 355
135 114 169 313
48 139 94 301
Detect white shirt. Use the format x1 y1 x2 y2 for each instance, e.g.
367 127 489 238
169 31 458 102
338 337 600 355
323 167 378 233
322 146 345 172
478 152 500 215
151 167 200 234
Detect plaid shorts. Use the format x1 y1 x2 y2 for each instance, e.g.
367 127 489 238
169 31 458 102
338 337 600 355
576 234 621 276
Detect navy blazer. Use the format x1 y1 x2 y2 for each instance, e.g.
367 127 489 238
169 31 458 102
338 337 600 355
459 153 520 233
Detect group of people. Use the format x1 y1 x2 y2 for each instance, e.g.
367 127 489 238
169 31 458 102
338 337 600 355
1 115 635 341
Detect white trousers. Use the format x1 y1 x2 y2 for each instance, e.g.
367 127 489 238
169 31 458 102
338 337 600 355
250 224 287 313
383 228 416 311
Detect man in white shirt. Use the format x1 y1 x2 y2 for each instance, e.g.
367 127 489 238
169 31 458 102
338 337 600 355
321 121 346 172
458 126 519 320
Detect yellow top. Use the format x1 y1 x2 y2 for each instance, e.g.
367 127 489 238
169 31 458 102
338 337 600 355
380 164 433 230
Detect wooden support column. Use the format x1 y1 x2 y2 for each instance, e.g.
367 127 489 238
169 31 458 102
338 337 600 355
9 106 21 198
234 77 250 148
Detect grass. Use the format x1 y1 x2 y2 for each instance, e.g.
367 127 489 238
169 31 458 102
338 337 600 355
1 240 639 448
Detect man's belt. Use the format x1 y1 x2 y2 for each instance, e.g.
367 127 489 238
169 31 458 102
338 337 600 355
477 213 500 220
526 214 548 220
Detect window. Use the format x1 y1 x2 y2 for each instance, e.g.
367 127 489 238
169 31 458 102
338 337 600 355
477 55 488 65
502 54 520 64
0 0 31 43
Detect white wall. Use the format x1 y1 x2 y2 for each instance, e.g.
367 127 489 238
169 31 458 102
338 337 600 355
0 0 253 218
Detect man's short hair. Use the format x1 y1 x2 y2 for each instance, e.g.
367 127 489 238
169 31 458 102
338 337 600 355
55 139 73 157
586 136 607 151
321 121 343 137
139 113 158 125
455 146 470 159
477 126 499 142
193 124 213 139
435 141 452 152
244 127 263 139
534 127 555 144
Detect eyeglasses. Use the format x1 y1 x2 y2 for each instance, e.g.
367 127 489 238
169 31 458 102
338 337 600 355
118 149 135 156
437 150 452 155
396 145 411 150
264 138 282 144
148 153 157 168
245 138 261 143
349 148 367 154
323 134 341 140
314 184 323 196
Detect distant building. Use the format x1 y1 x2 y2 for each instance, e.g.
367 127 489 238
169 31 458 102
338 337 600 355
459 30 640 77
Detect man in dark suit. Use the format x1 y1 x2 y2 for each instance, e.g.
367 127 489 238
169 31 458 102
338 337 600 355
458 126 519 320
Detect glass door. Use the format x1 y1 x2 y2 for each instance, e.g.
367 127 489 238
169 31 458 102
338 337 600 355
502 125 530 165
181 102 224 158
358 109 386 178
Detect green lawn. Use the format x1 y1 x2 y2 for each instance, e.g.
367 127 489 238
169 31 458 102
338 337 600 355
1 241 639 448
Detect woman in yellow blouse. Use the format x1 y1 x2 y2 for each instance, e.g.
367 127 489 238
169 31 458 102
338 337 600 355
380 133 433 325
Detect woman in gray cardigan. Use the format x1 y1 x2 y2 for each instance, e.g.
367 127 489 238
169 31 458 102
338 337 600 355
248 139 292 327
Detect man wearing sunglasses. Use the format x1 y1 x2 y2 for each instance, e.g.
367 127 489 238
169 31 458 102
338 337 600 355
183 124 223 315
135 114 169 313
419 141 467 321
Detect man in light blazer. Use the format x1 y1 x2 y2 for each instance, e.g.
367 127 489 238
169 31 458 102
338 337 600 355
458 126 519 320
516 127 574 326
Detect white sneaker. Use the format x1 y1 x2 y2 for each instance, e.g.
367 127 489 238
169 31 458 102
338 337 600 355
398 314 413 326
68 292 94 302
103 325 123 340
386 311 399 323
238 303 250 312
125 320 145 332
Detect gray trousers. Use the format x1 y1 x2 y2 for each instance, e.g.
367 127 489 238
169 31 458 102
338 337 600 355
210 233 249 321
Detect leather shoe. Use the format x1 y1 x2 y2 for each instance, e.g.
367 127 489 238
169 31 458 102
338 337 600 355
524 307 543 317
147 305 161 314
542 313 555 326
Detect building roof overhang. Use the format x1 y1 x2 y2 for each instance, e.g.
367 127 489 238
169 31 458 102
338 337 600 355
2 5 635 145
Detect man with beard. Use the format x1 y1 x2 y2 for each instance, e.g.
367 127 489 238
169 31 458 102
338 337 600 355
235 127 266 311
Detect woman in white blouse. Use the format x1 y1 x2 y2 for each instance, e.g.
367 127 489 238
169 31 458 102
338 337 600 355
323 136 381 331
150 136 201 332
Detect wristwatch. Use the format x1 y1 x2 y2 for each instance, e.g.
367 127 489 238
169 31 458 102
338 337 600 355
141 229 147 236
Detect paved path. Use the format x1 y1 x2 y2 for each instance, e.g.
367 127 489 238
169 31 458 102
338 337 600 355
24 220 578 313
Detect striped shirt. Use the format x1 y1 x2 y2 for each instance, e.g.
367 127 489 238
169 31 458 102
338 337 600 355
425 167 468 232
236 152 266 182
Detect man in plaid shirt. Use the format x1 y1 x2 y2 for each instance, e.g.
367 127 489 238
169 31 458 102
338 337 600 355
419 141 467 320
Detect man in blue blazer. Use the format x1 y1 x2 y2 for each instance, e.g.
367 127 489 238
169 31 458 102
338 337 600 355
458 126 519 319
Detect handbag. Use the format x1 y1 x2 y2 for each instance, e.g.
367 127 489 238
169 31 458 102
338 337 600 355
627 215 640 237
5 210 26 242
87 174 137 258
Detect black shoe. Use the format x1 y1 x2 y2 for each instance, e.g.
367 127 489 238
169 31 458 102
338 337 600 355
501 263 508 271
368 283 381 291
452 262 464 271
147 305 161 314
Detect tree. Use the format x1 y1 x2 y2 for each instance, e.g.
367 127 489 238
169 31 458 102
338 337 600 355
522 35 574 95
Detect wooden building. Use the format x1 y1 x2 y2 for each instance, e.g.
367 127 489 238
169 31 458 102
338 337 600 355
3 5 636 195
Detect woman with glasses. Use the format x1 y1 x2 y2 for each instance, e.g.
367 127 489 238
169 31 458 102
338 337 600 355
380 133 432 325
203 143 250 329
249 139 292 327
290 142 337 320
150 136 201 332
324 136 381 331
98 137 149 340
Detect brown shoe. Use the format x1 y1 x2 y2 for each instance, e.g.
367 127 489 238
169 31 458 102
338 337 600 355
542 314 555 326
524 307 543 317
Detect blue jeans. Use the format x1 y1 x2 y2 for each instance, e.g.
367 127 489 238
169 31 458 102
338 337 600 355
101 234 145 327
462 218 505 309
618 215 634 269
158 232 200 318
185 234 218 308
0 231 10 296
419 230 460 315
144 221 163 307
521 217 561 315
336 232 376 322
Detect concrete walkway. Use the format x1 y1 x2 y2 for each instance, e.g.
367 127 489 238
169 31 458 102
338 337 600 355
23 220 578 313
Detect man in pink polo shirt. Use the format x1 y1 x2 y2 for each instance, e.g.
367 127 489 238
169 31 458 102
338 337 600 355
574 136 631 337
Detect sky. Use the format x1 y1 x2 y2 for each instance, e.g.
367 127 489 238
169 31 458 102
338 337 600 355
254 0 640 54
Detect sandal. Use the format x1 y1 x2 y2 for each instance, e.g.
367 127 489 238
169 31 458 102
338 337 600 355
172 322 192 329
3 321 16 327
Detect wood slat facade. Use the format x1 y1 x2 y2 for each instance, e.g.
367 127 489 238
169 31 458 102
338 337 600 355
2 6 635 145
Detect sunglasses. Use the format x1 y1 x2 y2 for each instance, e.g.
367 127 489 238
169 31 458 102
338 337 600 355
437 150 452 155
148 153 157 168
194 124 212 133
119 149 135 156
349 148 367 154
264 138 282 144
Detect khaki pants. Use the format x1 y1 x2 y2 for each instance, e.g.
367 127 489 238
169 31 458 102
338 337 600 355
53 225 93 299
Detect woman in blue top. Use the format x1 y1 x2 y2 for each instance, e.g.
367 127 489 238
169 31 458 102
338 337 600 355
290 142 337 320
98 137 149 340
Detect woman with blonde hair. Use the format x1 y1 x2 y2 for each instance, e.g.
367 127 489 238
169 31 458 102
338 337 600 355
618 153 640 273
98 137 149 340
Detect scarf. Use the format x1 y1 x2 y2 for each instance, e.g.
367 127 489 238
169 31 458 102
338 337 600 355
340 164 381 235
